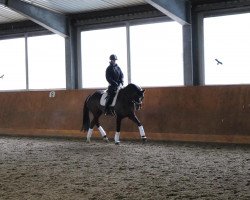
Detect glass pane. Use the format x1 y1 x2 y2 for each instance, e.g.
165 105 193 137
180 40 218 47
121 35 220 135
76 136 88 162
0 38 26 90
130 21 183 87
81 27 127 88
28 34 66 89
204 13 250 85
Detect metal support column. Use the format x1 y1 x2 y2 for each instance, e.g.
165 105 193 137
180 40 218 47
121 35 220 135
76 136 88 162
65 22 79 89
192 12 205 85
183 24 193 85
126 23 131 84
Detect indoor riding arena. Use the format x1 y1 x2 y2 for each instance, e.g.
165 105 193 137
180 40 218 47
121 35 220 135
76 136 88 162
0 0 250 200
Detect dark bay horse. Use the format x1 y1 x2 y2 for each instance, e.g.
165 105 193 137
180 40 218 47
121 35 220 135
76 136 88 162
80 83 147 144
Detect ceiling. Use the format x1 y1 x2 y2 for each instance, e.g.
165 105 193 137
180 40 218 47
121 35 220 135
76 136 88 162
0 4 26 23
0 0 241 25
0 0 147 24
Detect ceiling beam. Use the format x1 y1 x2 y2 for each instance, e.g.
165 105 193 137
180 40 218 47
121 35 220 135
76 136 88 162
145 0 191 25
0 0 69 37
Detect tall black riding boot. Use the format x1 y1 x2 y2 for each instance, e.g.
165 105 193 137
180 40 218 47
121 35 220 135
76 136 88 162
104 98 112 115
104 94 115 115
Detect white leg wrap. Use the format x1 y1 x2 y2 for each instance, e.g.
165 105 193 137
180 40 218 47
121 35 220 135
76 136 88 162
87 128 93 141
98 126 106 137
139 126 145 137
114 132 120 143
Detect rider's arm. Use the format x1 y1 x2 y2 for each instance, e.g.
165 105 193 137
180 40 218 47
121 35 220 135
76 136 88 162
106 68 118 86
119 67 124 85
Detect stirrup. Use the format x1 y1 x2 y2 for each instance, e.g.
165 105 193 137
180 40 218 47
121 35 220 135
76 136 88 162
104 107 109 115
104 107 115 116
110 108 115 116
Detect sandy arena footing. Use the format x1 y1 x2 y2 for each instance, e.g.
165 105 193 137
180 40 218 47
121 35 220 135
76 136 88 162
0 136 249 200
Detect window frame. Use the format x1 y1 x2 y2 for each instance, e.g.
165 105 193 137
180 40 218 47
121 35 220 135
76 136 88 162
203 12 250 85
0 31 67 91
193 6 250 86
78 16 185 89
0 37 26 91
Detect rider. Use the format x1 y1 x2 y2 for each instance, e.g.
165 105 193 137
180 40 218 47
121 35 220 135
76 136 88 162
105 54 124 115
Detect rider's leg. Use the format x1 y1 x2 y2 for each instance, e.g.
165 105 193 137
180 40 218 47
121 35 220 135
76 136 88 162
105 86 117 114
104 95 113 113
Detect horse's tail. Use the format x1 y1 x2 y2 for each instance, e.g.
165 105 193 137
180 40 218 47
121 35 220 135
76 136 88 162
81 95 91 132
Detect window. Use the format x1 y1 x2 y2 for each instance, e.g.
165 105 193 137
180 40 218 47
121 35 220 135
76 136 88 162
81 22 183 88
0 34 66 91
28 34 66 89
0 38 26 90
204 13 250 85
130 21 183 87
81 27 127 88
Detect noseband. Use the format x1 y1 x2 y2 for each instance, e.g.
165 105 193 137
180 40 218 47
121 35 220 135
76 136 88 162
132 99 142 110
123 84 144 110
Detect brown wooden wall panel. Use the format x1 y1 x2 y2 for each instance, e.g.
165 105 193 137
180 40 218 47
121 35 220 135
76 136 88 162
142 86 250 136
0 86 250 144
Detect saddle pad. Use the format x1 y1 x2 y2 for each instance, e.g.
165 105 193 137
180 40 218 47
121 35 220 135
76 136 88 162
100 89 120 106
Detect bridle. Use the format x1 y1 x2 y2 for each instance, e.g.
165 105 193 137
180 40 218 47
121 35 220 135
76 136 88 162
122 85 144 110
132 98 143 110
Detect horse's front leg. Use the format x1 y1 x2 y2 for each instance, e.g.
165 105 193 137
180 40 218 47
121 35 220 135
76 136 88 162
128 114 147 142
114 116 122 145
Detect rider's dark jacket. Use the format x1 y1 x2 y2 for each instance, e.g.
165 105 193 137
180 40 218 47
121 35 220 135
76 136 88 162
106 62 124 91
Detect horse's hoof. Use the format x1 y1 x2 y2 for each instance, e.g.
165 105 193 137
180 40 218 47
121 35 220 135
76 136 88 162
103 136 109 143
141 136 147 143
86 138 91 143
115 141 120 145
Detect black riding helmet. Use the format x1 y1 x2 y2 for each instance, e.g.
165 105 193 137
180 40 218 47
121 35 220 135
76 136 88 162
109 54 118 61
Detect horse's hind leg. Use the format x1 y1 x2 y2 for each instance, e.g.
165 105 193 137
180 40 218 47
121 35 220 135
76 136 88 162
87 111 109 143
86 128 93 143
86 113 99 143
114 117 122 145
128 114 147 142
96 120 109 143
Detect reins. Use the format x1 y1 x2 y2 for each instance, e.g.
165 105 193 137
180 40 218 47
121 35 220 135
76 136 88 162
132 100 142 110
120 84 143 110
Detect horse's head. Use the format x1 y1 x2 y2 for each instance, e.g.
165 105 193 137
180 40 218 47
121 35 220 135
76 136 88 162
125 84 145 110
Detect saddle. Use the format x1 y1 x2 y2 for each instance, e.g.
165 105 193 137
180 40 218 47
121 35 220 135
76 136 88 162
100 88 120 107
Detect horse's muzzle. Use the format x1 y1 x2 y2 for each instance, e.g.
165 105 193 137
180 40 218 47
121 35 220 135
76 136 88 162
133 100 142 110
